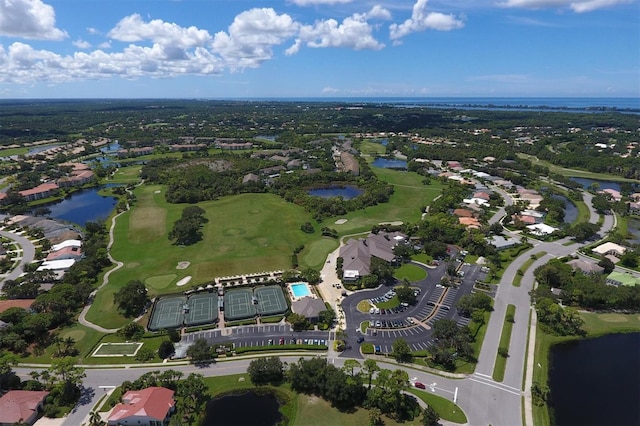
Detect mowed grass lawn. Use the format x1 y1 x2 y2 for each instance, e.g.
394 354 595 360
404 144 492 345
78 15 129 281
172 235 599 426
88 187 322 328
319 167 444 234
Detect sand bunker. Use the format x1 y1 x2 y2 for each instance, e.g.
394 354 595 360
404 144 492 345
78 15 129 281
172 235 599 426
176 276 192 287
176 261 190 270
154 190 161 194
335 219 348 225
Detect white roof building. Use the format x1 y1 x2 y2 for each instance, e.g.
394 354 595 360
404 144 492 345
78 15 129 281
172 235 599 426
50 239 82 252
36 259 75 271
526 223 557 236
592 242 627 257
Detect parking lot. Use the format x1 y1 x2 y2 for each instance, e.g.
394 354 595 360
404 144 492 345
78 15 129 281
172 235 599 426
341 256 487 356
183 323 331 350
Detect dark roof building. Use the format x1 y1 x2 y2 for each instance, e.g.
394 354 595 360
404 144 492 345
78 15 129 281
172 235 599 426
291 297 327 321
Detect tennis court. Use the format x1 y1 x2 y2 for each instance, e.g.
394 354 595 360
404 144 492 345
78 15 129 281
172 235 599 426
186 293 217 326
224 288 256 321
255 285 288 316
148 296 186 331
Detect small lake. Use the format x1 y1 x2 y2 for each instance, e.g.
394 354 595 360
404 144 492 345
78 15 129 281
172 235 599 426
548 333 640 426
551 194 578 224
627 217 640 244
569 177 631 192
308 185 363 199
101 141 121 153
35 186 118 227
372 158 407 169
202 391 282 426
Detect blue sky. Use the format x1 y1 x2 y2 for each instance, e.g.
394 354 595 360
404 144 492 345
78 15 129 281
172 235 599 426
0 0 638 98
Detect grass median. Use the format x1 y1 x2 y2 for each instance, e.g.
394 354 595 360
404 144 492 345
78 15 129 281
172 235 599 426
492 304 516 382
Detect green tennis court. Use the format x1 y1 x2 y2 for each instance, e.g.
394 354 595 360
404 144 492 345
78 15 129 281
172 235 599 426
224 288 256 321
148 296 186 331
255 285 288 316
186 293 218 326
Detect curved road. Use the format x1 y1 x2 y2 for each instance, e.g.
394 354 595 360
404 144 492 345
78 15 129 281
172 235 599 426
0 230 36 290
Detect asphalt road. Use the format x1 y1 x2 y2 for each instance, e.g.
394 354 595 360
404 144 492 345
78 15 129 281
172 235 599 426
0 229 36 290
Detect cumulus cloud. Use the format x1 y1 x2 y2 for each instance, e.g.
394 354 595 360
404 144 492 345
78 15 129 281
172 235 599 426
108 14 212 49
0 40 224 84
500 0 633 12
72 39 92 49
211 8 299 69
389 0 464 44
287 6 389 54
0 0 67 40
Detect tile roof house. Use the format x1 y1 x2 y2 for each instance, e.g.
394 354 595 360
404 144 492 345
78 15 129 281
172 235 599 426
0 390 49 426
19 183 59 202
567 259 604 274
46 245 82 261
453 208 474 218
459 217 481 229
291 297 327 322
107 387 175 426
339 232 406 281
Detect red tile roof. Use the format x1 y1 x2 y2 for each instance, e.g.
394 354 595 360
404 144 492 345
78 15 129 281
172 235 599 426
453 208 474 218
108 387 175 423
0 299 35 313
0 390 49 424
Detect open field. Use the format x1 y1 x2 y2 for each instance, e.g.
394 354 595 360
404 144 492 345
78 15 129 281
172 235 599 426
319 167 444 234
358 140 387 157
518 154 640 183
105 165 142 184
87 188 318 328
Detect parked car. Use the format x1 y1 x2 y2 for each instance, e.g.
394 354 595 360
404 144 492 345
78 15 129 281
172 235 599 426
357 336 365 343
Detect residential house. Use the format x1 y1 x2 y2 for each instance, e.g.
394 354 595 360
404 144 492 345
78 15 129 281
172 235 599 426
567 259 604 274
46 245 82 261
592 242 627 257
242 173 260 184
107 387 175 426
117 147 154 158
0 390 49 426
50 239 82 252
218 142 253 150
459 217 481 229
57 170 94 188
291 297 327 322
599 188 622 202
526 223 557 236
486 235 520 251
453 208 474 218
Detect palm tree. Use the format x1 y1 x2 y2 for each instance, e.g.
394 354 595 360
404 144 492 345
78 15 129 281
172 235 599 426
88 411 105 426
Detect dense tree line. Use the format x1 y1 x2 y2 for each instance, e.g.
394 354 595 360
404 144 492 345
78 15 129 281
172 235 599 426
0 222 111 356
532 259 640 314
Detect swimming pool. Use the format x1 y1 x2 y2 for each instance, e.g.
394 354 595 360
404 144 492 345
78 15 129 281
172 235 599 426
290 282 312 298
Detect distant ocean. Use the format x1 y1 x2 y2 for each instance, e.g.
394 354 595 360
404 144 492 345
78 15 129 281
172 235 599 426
240 97 640 112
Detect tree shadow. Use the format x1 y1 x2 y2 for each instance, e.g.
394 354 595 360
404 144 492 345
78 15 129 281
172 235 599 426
72 385 95 413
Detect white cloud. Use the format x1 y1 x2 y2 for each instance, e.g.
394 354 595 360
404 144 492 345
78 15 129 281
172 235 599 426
108 14 212 49
389 0 464 43
98 41 112 49
211 8 299 69
0 40 224 84
290 0 353 5
499 0 633 12
292 6 388 52
72 39 92 49
87 27 99 35
0 0 67 40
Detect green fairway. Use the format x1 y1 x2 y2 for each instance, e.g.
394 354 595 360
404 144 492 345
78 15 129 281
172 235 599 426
319 167 444 234
88 189 319 328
